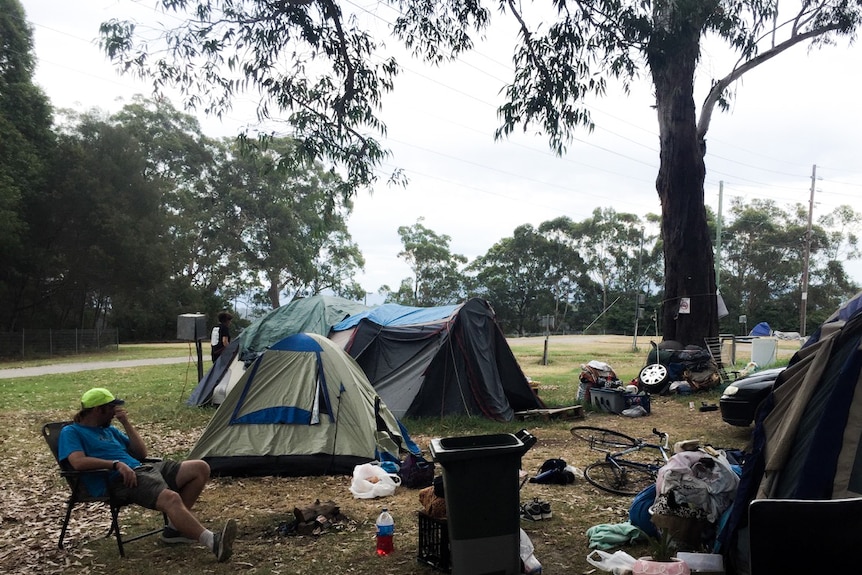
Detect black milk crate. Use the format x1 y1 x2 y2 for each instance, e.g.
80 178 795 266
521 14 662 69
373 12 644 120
417 511 450 572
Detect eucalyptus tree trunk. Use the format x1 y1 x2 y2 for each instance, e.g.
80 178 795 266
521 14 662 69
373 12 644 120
648 3 719 346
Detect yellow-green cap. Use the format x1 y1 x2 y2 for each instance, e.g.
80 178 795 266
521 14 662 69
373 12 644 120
81 388 124 409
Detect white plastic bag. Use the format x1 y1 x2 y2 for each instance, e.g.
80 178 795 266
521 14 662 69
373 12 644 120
519 528 542 574
349 463 401 499
586 549 637 573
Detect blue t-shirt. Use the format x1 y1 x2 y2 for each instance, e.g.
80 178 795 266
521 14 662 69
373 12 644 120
58 423 141 497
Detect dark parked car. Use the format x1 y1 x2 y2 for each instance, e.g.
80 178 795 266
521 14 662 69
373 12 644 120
720 367 786 426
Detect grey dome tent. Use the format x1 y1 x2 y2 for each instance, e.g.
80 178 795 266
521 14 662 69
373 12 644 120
332 298 544 421
188 332 407 476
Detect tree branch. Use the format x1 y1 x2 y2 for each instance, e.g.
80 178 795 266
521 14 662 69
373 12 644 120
697 22 844 142
504 0 556 91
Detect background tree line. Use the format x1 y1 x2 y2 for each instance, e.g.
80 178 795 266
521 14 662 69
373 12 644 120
388 206 860 338
2 0 859 341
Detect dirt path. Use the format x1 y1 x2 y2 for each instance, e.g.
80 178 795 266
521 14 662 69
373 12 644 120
0 356 191 379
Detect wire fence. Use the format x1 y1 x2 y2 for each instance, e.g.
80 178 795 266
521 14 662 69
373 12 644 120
0 329 119 360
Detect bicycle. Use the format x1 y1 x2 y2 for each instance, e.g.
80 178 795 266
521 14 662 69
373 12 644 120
570 426 670 496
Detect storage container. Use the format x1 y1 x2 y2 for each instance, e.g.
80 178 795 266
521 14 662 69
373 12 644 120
417 512 450 572
429 431 535 575
590 388 651 414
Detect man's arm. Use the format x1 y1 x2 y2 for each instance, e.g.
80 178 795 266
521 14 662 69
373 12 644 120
66 448 140 488
66 450 123 471
114 407 148 460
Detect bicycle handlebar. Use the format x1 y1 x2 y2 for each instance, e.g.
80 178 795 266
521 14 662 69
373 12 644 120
652 428 669 448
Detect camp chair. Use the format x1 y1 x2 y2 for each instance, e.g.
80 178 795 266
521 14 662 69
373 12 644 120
703 336 739 385
748 497 862 572
42 421 166 557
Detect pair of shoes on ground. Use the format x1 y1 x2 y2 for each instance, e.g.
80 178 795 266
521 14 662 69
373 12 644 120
520 498 552 521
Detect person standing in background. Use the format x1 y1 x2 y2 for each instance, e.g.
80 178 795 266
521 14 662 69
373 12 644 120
211 311 232 362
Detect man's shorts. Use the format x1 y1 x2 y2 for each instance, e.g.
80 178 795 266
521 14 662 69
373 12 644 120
111 460 182 509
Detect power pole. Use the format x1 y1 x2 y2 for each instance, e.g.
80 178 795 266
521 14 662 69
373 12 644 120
800 164 817 337
715 181 724 292
632 228 644 352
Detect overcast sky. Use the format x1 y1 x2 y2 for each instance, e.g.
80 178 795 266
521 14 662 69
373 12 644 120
20 1 862 307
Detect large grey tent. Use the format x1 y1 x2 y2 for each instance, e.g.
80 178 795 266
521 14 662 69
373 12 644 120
188 295 368 406
721 291 862 570
332 298 544 421
188 332 406 476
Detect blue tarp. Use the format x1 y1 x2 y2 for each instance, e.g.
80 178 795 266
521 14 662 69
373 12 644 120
331 303 461 331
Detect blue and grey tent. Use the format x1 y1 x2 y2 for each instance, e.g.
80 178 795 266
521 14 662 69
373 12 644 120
188 333 408 476
332 298 544 421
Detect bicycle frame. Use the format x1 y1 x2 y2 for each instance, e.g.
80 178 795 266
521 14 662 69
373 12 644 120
587 428 669 462
592 429 669 488
603 439 669 474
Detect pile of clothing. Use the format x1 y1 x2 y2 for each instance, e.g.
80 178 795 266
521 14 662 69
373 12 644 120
650 446 740 549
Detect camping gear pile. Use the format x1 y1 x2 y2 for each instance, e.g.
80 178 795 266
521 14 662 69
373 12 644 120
577 360 622 404
577 360 651 415
649 447 740 550
639 342 719 395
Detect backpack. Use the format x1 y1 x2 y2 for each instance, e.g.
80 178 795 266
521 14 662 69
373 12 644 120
529 458 575 485
628 484 659 538
399 453 435 489
210 326 220 346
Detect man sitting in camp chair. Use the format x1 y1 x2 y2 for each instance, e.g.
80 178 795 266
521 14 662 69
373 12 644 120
58 387 237 562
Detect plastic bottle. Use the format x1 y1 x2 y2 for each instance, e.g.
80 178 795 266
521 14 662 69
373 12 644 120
375 507 394 556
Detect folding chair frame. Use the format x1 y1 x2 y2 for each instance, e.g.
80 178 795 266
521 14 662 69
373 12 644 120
42 421 166 557
704 336 739 386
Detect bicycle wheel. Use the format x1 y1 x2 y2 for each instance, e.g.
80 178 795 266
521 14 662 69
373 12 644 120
570 426 639 449
584 461 656 496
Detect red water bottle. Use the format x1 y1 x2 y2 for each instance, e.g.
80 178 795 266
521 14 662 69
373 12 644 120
375 507 394 556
